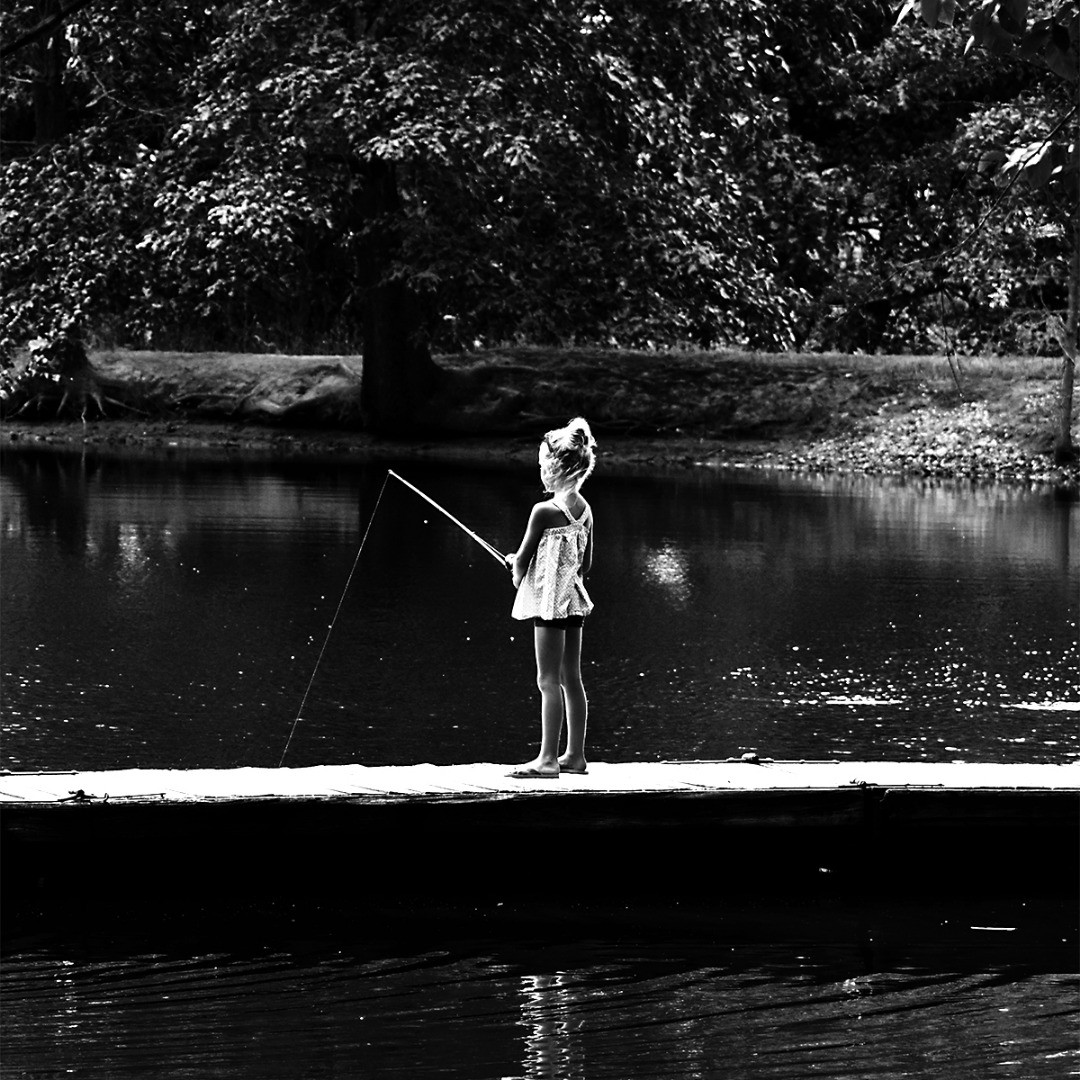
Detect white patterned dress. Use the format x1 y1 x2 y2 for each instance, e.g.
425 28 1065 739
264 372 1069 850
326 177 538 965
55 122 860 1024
511 498 593 621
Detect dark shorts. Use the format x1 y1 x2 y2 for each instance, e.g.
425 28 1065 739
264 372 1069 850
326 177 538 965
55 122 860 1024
533 615 585 629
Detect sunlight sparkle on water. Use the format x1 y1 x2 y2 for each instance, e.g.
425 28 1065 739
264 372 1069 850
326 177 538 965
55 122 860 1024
1006 702 1080 712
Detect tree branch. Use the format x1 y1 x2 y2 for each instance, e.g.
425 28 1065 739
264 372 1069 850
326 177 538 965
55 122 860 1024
1 0 98 60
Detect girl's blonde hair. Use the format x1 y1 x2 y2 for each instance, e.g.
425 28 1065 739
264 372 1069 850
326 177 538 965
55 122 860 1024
541 417 597 488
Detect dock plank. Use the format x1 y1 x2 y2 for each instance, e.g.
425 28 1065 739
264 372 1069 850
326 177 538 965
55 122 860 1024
1 760 1076 805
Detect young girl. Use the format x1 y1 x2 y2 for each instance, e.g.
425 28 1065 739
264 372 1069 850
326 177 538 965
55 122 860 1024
506 417 597 779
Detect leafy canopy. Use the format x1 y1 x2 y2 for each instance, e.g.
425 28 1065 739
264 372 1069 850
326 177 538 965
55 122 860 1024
0 0 805 358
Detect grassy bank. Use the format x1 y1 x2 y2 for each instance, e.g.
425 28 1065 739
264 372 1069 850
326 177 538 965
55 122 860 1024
3 346 1077 487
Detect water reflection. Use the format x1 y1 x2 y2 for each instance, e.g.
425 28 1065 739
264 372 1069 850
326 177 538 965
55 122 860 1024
518 973 580 1079
2 896 1076 1080
640 542 693 606
1 447 1077 771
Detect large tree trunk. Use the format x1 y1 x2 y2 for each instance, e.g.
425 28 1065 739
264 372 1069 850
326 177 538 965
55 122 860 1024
361 277 443 434
2 336 134 420
32 0 68 145
1056 218 1078 464
356 159 442 435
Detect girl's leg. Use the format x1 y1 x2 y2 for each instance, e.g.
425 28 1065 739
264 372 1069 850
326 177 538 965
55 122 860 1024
558 625 588 772
518 625 565 776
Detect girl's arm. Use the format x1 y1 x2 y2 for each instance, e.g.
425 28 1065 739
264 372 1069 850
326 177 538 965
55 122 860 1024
581 521 593 578
507 502 562 587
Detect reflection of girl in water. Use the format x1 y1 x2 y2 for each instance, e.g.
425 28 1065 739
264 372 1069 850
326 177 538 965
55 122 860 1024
518 973 577 1079
506 418 596 779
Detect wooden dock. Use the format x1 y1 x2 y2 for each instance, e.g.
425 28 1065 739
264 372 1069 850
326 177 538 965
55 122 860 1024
3 761 1077 913
4 758 1077 801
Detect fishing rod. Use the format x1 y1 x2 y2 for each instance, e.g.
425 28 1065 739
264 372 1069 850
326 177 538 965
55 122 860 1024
388 469 507 566
279 469 506 766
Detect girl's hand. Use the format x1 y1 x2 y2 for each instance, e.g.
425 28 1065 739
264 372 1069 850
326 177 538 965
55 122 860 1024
506 553 523 588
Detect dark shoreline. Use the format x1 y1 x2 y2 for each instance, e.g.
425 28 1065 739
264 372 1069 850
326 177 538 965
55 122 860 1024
5 417 1078 492
2 347 1077 489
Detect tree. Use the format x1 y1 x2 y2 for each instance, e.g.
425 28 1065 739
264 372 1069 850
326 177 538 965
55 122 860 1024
752 0 1068 357
897 0 1079 461
0 2 216 418
0 0 805 432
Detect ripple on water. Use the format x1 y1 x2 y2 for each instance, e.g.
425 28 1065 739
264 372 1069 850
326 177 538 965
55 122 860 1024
2 899 1077 1079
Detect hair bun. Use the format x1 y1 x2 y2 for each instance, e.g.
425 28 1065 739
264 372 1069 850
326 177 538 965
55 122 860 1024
568 417 593 449
541 417 596 486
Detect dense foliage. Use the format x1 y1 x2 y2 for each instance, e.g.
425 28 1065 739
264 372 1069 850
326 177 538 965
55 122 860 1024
0 2 801 353
0 0 1076 427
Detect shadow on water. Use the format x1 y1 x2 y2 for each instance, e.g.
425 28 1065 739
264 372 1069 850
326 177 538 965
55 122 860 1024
5 894 1077 977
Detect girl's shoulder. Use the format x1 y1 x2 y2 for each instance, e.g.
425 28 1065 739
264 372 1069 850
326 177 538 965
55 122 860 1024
530 499 567 527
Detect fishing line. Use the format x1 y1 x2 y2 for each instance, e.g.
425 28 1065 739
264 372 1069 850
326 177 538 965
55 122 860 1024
279 469 506 766
278 471 391 767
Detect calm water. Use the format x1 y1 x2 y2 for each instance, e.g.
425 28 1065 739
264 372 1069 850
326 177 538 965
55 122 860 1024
2 898 1077 1080
1 445 1078 1079
1 447 1077 770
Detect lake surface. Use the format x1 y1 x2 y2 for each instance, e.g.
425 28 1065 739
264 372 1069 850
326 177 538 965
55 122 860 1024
1 444 1077 1079
1 446 1077 771
3 897 1076 1080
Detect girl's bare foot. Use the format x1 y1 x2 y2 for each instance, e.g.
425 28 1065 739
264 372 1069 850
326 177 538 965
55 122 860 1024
508 757 559 779
557 754 588 775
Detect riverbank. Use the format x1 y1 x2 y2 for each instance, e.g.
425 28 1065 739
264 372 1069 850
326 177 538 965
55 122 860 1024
3 347 1077 488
